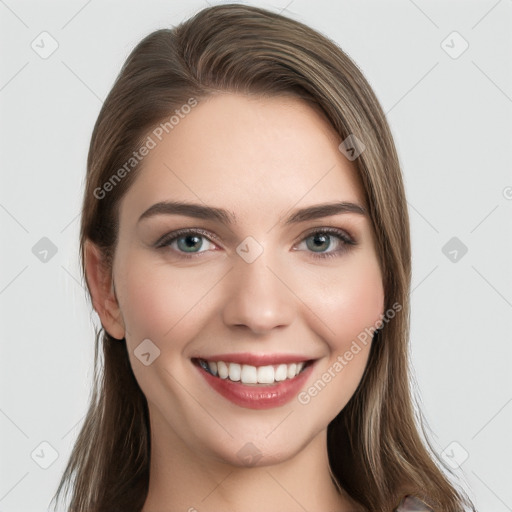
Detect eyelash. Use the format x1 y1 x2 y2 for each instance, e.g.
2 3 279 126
154 227 357 260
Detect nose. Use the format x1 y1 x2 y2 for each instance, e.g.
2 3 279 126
221 249 295 335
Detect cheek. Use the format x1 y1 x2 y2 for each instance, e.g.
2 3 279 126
300 255 384 352
334 268 383 344
114 253 221 343
294 258 383 420
114 255 219 400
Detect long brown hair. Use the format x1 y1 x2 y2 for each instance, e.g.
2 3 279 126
52 4 475 511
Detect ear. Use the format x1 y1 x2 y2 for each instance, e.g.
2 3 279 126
84 240 126 340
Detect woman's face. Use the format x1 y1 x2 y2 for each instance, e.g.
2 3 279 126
105 93 384 467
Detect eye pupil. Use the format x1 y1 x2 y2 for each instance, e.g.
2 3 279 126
178 235 203 252
307 233 330 252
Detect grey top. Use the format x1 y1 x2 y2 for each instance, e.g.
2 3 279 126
395 496 434 511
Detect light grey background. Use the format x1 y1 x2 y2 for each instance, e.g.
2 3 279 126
1 0 511 510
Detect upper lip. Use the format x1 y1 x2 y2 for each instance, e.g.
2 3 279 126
193 352 316 366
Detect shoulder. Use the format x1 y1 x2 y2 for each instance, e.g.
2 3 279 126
395 495 434 512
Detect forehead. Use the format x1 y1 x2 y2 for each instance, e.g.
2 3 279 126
119 93 366 225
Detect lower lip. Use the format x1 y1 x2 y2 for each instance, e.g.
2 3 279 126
195 361 315 410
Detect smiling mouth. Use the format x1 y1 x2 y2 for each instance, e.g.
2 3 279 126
192 358 314 386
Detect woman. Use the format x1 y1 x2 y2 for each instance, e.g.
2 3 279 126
52 4 475 511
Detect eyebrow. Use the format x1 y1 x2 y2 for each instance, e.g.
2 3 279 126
137 200 367 225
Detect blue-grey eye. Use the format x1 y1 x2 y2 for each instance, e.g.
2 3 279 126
295 228 354 258
176 234 204 253
157 230 217 255
306 233 332 252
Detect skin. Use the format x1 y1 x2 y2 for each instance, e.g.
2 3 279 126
85 93 384 512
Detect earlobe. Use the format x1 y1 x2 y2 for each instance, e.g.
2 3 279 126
84 240 126 340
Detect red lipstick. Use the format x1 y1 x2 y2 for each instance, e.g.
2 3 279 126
193 355 316 410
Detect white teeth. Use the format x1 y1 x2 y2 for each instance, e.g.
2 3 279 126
208 361 218 376
275 364 288 381
199 359 309 384
287 363 297 379
256 365 274 384
241 364 258 384
228 363 241 381
217 361 229 379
